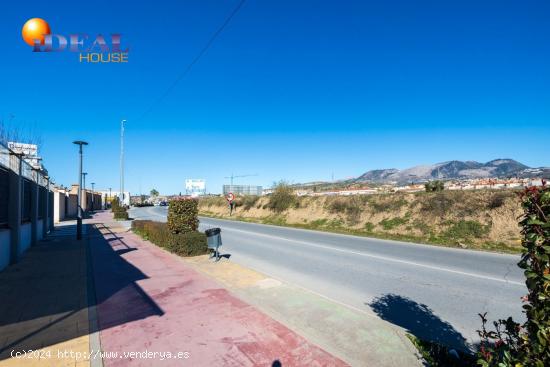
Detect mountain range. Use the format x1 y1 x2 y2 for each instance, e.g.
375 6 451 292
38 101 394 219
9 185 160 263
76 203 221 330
353 159 548 184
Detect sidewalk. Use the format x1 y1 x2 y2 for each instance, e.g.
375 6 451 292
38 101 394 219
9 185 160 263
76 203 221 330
0 211 346 366
0 221 91 367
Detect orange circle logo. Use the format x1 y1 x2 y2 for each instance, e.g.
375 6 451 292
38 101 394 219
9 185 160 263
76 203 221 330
22 18 51 46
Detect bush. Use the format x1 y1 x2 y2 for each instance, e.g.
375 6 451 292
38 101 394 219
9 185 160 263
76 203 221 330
326 196 365 224
132 220 207 257
267 182 296 213
444 220 489 240
477 185 550 366
167 198 199 234
425 180 445 192
487 192 511 210
113 208 129 220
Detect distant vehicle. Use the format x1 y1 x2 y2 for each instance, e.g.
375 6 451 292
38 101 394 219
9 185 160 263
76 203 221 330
159 201 168 206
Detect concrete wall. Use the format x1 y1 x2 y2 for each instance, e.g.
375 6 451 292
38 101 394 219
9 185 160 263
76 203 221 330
37 220 43 240
19 223 32 256
67 194 78 218
0 229 10 272
54 191 66 223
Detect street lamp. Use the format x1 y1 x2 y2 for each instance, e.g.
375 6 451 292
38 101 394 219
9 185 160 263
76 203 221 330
120 119 126 206
91 182 95 211
73 141 88 240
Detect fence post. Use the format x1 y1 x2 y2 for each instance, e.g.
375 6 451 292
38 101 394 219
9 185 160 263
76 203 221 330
8 154 23 264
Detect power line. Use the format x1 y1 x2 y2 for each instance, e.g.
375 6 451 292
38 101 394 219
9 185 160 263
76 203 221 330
137 0 247 121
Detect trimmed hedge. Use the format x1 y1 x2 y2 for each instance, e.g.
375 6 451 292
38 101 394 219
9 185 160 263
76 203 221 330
132 220 207 257
167 198 199 234
113 208 129 220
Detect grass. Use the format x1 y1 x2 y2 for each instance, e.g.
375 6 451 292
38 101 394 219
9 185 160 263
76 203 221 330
198 212 521 253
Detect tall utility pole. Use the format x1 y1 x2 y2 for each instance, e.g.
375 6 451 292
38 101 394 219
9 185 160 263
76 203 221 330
73 141 88 240
120 119 126 206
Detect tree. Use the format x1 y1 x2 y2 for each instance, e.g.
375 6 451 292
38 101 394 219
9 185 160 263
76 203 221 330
150 189 159 197
425 180 445 192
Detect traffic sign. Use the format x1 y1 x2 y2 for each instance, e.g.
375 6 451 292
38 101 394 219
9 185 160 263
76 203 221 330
226 192 235 202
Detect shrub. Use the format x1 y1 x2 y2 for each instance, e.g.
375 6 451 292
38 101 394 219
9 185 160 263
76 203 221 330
167 198 199 234
444 220 488 240
425 180 445 192
267 182 296 213
487 192 511 210
238 195 260 210
326 196 364 224
477 184 550 366
132 220 207 257
113 208 129 220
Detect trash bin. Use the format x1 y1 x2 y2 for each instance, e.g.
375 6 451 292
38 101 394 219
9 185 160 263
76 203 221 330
205 227 222 261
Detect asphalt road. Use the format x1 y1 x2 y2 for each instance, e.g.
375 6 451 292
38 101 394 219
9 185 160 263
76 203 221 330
130 205 525 350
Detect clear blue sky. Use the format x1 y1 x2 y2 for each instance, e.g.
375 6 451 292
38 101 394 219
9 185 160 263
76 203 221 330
1 1 549 194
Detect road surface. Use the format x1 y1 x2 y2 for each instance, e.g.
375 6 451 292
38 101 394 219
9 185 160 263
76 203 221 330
130 205 525 350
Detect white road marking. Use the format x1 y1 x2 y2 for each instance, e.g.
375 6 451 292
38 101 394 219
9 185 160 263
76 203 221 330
220 226 524 287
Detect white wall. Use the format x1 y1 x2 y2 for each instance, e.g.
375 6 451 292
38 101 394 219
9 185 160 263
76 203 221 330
0 229 10 272
20 223 32 255
54 191 66 223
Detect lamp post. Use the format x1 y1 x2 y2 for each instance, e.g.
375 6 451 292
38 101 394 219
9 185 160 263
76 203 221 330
73 141 88 240
91 182 95 211
120 119 126 206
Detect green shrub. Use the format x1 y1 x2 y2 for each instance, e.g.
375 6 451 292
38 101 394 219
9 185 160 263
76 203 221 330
477 185 550 366
425 180 445 192
443 220 488 240
167 198 199 234
113 208 129 220
267 182 296 213
132 220 207 257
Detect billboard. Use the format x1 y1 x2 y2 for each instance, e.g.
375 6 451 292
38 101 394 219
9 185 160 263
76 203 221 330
8 142 38 156
185 179 206 196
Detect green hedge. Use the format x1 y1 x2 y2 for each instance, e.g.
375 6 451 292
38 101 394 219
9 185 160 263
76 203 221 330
113 208 129 220
132 220 207 257
167 198 199 234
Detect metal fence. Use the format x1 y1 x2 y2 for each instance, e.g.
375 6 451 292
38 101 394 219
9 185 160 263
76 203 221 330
0 166 8 227
0 141 51 225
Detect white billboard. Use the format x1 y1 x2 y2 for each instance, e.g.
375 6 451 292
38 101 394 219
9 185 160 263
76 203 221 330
185 179 206 196
8 142 38 156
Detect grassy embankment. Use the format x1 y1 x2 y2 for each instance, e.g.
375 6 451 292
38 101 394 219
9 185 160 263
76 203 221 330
199 189 523 253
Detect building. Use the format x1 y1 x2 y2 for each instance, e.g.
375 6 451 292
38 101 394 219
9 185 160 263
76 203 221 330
95 190 131 207
223 185 263 196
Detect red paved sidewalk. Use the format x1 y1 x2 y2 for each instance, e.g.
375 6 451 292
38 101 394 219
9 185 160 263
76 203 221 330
87 212 346 366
